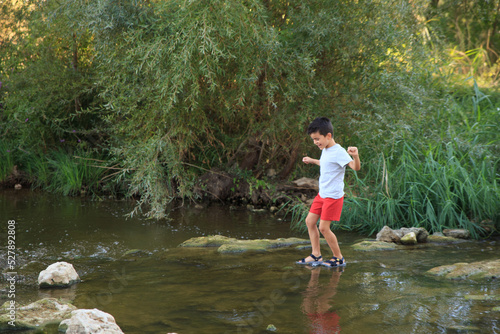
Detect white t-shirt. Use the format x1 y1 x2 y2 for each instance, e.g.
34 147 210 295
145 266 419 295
319 144 353 199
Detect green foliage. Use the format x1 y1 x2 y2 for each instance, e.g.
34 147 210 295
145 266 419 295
0 0 105 151
21 149 107 196
1 0 498 231
0 141 14 181
291 82 500 238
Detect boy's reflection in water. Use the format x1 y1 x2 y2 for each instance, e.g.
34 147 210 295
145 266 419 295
301 266 343 334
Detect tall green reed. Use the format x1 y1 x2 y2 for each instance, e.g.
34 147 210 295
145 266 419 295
291 142 499 238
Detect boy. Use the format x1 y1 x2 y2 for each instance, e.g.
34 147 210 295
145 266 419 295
296 117 360 267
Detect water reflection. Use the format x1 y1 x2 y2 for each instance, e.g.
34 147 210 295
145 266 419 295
301 267 343 334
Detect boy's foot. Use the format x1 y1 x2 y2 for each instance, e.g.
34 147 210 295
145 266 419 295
321 256 346 267
296 254 323 265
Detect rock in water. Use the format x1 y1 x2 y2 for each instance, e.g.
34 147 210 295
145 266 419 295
443 229 470 239
376 226 401 243
400 232 418 245
59 309 124 334
0 298 76 330
38 262 81 288
426 259 500 281
351 241 397 251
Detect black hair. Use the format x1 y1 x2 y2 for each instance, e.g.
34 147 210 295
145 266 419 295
307 117 334 136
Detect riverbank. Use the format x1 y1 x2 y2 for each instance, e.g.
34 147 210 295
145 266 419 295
2 164 499 242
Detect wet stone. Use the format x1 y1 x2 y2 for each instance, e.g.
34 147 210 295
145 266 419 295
0 298 77 331
351 240 397 251
179 235 311 254
464 294 500 301
426 259 500 281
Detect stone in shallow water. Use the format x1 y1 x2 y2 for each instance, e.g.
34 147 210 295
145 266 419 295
179 235 236 247
179 235 311 253
426 259 500 281
351 240 397 251
59 308 124 334
464 294 500 301
38 262 81 288
0 298 76 330
400 232 418 245
443 229 470 239
427 235 463 243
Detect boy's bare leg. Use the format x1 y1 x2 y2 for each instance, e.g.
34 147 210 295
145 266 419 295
318 220 343 259
303 212 322 262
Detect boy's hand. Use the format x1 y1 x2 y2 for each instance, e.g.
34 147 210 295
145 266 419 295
302 157 313 164
302 157 320 166
347 147 359 157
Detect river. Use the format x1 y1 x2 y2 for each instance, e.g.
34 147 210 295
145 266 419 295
1 190 499 333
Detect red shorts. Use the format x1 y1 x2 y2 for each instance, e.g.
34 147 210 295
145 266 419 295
309 194 344 221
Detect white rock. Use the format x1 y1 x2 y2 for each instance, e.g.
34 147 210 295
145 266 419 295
38 262 81 288
59 309 124 334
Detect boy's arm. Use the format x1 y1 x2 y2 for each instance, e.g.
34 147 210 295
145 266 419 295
347 147 361 171
302 157 320 166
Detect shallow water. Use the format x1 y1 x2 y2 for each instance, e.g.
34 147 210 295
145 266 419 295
1 190 499 334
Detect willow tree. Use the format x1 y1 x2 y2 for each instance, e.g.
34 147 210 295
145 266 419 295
2 0 434 218
47 0 430 218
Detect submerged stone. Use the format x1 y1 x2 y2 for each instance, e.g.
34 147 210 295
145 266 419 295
427 235 463 243
351 241 397 251
0 298 76 330
464 294 500 301
179 235 236 247
179 235 310 253
426 259 500 281
218 240 271 254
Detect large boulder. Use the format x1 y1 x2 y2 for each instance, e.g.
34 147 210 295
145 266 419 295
38 262 81 288
0 298 77 331
426 259 500 281
59 309 124 334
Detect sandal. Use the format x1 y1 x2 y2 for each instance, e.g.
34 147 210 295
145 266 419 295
321 256 346 267
296 254 322 265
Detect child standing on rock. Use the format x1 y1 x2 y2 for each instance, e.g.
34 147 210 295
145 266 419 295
297 117 361 267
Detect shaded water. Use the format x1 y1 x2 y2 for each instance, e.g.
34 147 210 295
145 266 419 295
1 190 499 333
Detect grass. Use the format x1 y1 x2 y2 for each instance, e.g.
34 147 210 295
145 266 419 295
22 149 108 196
290 142 499 238
289 79 500 239
0 141 14 182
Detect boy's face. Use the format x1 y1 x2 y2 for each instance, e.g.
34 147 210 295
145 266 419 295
310 131 333 150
